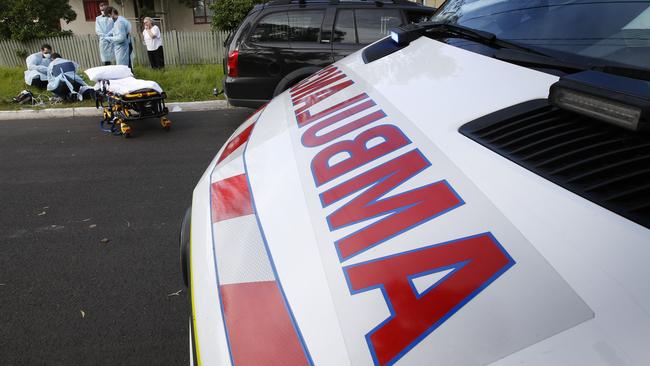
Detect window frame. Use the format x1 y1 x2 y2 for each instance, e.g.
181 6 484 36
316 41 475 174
83 0 102 22
193 0 214 25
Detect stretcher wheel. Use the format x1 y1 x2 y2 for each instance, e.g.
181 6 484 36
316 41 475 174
119 120 132 138
102 109 112 121
160 117 172 131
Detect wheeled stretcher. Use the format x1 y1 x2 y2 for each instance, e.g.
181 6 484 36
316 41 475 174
94 77 171 138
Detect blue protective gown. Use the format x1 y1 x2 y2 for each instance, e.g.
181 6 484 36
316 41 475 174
105 16 133 67
46 58 88 98
24 52 51 85
95 15 115 63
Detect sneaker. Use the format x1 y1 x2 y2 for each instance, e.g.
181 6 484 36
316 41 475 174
13 90 33 104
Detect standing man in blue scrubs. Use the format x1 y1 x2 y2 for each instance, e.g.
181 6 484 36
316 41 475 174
95 2 114 66
24 44 53 89
104 8 133 69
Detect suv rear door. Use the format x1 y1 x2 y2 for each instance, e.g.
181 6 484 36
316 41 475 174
236 7 333 99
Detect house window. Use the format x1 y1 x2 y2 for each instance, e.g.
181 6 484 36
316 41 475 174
83 0 102 22
193 0 214 24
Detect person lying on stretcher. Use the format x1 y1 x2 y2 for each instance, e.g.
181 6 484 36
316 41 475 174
47 54 94 102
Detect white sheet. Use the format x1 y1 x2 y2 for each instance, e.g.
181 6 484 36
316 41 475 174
94 76 163 95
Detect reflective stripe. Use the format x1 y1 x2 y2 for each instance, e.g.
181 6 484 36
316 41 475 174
220 281 309 366
209 172 311 365
211 175 253 222
217 123 255 164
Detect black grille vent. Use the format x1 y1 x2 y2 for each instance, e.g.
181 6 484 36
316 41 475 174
460 99 650 229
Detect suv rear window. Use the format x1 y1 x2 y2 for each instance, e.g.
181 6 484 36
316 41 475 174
250 12 289 43
250 10 324 43
289 11 324 42
334 8 402 44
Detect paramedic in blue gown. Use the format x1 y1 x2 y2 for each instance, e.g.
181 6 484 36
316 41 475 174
46 53 89 101
95 2 114 65
104 8 133 69
24 44 53 89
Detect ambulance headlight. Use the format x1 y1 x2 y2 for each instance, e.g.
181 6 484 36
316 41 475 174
549 70 650 132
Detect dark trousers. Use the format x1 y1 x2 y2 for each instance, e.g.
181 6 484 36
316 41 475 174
147 46 165 69
30 78 48 89
51 80 83 101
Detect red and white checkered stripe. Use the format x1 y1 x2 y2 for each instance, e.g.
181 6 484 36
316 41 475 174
209 118 310 366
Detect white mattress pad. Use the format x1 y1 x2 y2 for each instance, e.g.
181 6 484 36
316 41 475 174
94 76 163 95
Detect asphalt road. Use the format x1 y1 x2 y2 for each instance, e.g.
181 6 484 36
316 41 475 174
0 109 252 365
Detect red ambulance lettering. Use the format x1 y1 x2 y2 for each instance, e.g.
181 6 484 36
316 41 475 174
293 80 354 115
321 150 462 260
290 67 515 366
311 124 410 186
291 71 347 102
296 93 368 127
290 66 341 101
344 234 514 366
290 65 337 93
302 103 385 147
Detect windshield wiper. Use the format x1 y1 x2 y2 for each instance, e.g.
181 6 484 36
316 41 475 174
428 23 551 56
392 22 588 73
394 22 548 56
492 48 587 74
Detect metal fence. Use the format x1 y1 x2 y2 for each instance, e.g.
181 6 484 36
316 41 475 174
0 30 229 69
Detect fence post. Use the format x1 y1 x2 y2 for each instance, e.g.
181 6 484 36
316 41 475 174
176 30 182 65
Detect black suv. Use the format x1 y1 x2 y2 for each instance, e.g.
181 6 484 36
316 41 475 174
222 0 435 108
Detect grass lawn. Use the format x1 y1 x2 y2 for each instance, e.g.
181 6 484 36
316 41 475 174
0 64 224 110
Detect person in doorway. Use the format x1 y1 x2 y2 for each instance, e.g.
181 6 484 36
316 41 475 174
142 17 164 69
24 44 53 89
104 8 133 69
95 2 114 65
46 53 91 102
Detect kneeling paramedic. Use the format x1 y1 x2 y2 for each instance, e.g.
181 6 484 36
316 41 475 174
47 54 92 101
24 44 52 89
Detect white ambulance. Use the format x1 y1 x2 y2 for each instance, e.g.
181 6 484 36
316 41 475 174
180 1 650 365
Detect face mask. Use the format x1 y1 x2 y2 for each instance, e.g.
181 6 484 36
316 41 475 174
43 53 51 59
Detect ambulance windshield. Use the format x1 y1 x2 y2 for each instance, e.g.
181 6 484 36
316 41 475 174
432 0 650 72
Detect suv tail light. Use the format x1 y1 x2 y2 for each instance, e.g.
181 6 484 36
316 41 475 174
227 50 239 78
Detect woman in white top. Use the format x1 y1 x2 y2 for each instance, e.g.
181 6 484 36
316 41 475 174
142 17 164 69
